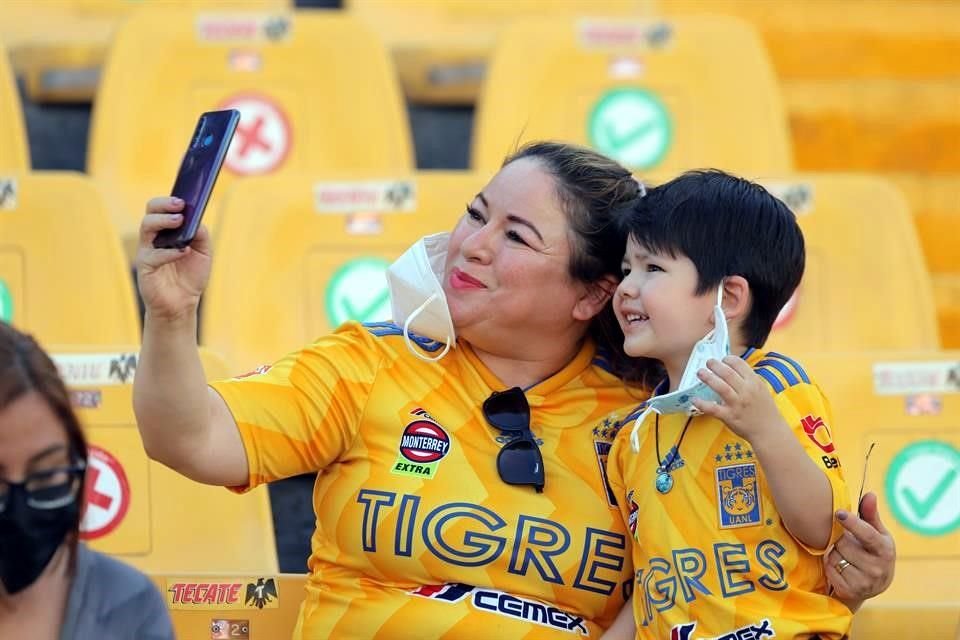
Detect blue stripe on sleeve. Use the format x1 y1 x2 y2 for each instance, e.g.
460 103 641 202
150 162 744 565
755 359 800 387
767 351 810 383
755 366 785 393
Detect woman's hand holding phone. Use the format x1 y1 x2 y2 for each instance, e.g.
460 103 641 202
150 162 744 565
136 196 213 324
138 108 237 324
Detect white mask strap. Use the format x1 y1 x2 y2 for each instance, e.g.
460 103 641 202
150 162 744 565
630 406 656 453
403 293 452 362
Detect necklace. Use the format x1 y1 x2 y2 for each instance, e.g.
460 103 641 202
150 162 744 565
654 414 693 494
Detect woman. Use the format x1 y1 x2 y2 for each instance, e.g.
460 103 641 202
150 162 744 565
133 142 892 638
0 322 174 640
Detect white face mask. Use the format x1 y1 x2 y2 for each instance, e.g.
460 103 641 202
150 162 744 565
630 284 730 452
385 232 457 362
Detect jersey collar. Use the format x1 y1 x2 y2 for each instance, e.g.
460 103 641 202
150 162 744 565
459 338 598 400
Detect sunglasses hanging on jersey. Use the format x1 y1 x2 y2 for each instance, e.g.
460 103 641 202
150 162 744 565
482 387 545 493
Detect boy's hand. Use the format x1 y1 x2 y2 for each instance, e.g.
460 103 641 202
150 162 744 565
692 356 783 442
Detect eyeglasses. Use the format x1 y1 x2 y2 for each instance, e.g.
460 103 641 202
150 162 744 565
0 462 86 513
482 387 545 493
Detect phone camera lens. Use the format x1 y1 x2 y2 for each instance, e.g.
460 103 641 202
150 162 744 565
192 117 208 148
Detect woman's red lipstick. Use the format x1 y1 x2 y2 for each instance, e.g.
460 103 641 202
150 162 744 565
450 268 486 290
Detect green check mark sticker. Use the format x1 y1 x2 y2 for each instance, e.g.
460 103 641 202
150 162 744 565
886 440 960 536
588 87 672 170
0 279 12 323
325 257 392 327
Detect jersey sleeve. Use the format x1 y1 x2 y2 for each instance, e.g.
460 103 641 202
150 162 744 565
209 322 384 491
756 354 851 554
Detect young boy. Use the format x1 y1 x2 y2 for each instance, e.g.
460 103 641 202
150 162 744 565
604 170 852 639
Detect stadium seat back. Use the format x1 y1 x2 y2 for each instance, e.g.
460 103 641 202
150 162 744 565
202 171 485 371
0 0 290 103
888 175 960 348
0 172 139 345
88 8 412 252
801 350 960 636
756 174 940 352
50 347 278 574
346 0 654 104
150 573 304 638
0 38 30 170
472 15 792 175
889 175 960 275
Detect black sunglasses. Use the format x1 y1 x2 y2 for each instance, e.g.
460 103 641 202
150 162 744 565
482 387 545 493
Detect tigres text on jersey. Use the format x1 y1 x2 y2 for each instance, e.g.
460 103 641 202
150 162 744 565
211 321 645 639
607 349 852 640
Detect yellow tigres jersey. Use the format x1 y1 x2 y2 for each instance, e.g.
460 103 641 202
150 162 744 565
607 349 853 640
210 321 643 639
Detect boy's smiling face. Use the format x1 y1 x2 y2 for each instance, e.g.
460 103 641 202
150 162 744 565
614 235 718 376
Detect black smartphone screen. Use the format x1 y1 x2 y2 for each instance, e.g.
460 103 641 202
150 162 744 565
153 109 240 249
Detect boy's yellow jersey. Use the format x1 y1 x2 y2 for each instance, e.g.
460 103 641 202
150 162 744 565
607 349 853 640
210 322 642 639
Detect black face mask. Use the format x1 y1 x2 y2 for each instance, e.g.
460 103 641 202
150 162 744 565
0 485 78 595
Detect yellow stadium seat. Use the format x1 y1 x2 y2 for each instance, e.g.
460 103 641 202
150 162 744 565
889 175 960 275
0 172 139 345
784 81 960 174
758 174 940 352
202 171 485 372
150 573 303 639
0 37 29 170
0 0 125 104
471 15 792 175
0 0 291 103
88 7 413 259
663 0 960 82
49 347 278 575
800 351 960 637
888 175 960 348
346 0 654 105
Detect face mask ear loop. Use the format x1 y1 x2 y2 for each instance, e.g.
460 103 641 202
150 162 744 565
714 281 731 354
630 406 656 453
403 294 453 362
706 281 727 341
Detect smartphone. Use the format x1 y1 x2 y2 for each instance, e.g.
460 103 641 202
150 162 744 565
153 109 241 249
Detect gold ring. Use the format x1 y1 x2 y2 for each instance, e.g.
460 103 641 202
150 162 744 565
836 558 852 574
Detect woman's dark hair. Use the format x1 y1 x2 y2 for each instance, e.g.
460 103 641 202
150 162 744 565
503 141 662 387
0 322 88 559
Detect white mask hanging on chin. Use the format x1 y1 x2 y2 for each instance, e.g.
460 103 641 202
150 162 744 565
385 233 457 362
630 283 730 452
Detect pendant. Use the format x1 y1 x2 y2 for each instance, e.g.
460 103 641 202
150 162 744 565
655 470 673 494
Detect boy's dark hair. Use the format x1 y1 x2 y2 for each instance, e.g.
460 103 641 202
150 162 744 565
619 169 804 347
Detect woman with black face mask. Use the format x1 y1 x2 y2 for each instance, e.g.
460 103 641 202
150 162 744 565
0 322 174 640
